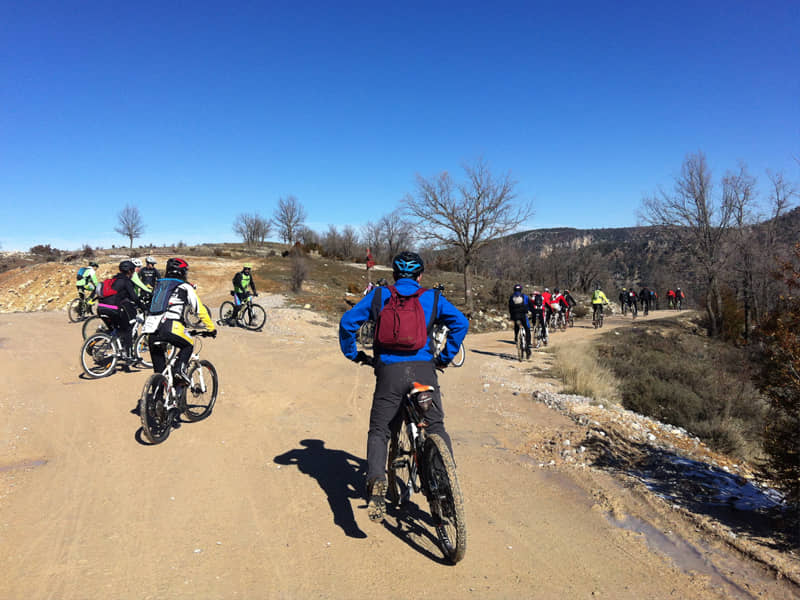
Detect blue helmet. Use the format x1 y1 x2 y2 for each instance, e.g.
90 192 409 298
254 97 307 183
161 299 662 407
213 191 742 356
392 251 424 278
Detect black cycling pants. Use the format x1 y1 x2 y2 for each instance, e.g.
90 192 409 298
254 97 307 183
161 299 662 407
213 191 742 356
98 305 135 353
149 320 193 375
367 361 451 485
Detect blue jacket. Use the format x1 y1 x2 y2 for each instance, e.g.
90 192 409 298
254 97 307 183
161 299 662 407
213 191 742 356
339 278 469 365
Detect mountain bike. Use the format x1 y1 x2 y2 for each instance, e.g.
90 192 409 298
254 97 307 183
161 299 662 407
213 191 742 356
80 320 155 378
139 331 218 444
82 307 148 340
219 293 266 331
513 320 528 361
358 319 375 349
68 294 96 322
532 317 547 348
592 305 606 329
387 381 467 564
432 323 465 367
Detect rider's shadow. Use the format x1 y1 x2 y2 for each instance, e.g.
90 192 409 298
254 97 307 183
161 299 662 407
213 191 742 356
274 439 368 539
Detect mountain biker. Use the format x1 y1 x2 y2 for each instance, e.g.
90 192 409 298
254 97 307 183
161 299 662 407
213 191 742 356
619 287 628 314
592 286 610 322
542 287 554 328
563 289 577 324
531 289 548 345
139 257 160 290
229 263 258 323
639 287 651 315
76 261 100 302
147 258 216 386
130 258 154 301
508 284 532 358
676 287 685 309
627 289 638 317
552 288 567 327
338 251 469 522
667 289 676 309
96 260 147 362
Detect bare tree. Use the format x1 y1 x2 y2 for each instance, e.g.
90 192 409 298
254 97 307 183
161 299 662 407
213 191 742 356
114 204 145 248
378 210 414 260
273 196 307 245
233 213 272 247
403 158 533 312
340 225 360 260
361 220 385 262
640 152 734 336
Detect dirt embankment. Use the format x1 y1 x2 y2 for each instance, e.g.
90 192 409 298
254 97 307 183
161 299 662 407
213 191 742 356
0 258 798 599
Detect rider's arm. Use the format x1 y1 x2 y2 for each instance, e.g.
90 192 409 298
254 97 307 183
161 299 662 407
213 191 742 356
131 272 153 293
339 288 380 361
188 288 216 332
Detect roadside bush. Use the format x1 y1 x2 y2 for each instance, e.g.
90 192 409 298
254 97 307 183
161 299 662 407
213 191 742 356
81 244 95 258
552 345 619 402
599 324 767 462
290 249 307 293
29 244 60 260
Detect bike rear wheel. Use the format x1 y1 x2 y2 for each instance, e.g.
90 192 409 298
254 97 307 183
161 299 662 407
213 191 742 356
241 303 266 330
182 359 218 422
82 315 109 340
80 333 117 378
139 374 173 444
68 298 87 322
515 330 525 361
532 322 542 349
424 434 467 564
451 343 466 367
219 301 235 323
387 422 414 507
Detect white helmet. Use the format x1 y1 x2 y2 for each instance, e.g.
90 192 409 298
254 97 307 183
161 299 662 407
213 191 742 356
145 256 156 265
131 258 143 268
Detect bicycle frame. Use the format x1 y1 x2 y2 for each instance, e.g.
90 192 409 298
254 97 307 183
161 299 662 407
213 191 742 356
153 338 208 411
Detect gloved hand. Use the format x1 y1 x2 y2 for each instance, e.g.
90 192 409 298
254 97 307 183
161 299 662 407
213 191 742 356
354 351 373 367
208 329 218 338
253 292 259 297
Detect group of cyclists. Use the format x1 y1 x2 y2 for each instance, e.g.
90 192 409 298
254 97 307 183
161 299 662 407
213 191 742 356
507 285 577 357
618 286 685 316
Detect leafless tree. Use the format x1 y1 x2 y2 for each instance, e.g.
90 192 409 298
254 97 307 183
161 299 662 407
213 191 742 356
378 210 414 260
640 152 734 336
403 158 533 312
114 204 145 248
233 213 272 247
361 220 386 262
340 225 360 260
273 196 307 245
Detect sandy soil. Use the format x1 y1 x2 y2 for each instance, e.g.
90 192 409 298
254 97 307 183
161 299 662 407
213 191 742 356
1 264 798 599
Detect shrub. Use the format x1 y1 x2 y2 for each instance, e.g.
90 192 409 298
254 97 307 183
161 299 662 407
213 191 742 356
81 244 95 258
290 249 307 293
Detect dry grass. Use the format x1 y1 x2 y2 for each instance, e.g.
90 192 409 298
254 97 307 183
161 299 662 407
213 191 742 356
551 342 620 404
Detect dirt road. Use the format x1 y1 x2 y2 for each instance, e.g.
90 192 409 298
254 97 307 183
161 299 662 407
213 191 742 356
1 300 797 599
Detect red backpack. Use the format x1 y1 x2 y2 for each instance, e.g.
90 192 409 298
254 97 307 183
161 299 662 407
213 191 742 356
96 277 119 301
371 285 437 352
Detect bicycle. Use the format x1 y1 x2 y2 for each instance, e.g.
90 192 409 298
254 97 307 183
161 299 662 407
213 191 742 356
80 318 156 378
513 320 528 362
387 381 467 564
68 294 96 322
432 323 465 367
592 305 606 329
219 293 266 331
358 319 375 349
139 331 218 444
82 306 148 340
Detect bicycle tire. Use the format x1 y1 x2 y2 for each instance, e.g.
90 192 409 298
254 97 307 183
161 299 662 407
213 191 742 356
358 320 375 349
451 343 466 367
219 301 235 323
568 314 574 328
241 303 266 330
182 359 218 422
80 333 117 378
186 304 212 328
82 315 108 339
515 329 525 362
532 322 542 349
424 434 467 564
68 298 85 323
139 374 173 444
387 422 414 507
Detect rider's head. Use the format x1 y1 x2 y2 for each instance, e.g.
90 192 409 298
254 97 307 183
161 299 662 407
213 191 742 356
243 263 253 274
392 251 424 281
118 260 135 276
513 284 523 293
131 258 143 269
165 257 189 280
376 278 388 286
553 288 560 294
89 261 99 268
145 256 156 265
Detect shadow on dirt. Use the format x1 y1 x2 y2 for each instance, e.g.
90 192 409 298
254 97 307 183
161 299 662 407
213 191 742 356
274 439 368 539
585 431 798 550
383 502 453 564
470 348 519 362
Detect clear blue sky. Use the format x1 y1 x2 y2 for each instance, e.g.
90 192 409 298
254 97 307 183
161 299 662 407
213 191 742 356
1 1 797 251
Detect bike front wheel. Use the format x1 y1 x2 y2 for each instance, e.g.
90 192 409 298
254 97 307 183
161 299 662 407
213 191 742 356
424 434 467 564
80 333 117 378
516 332 525 362
183 359 218 422
82 315 109 340
139 374 173 444
387 422 414 507
451 343 466 367
68 298 86 322
241 303 266 330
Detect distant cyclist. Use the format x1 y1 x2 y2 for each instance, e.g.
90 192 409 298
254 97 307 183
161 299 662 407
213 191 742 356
139 257 161 290
531 289 548 345
338 251 468 522
508 284 532 358
147 258 216 386
667 289 676 309
619 287 628 314
229 263 258 323
96 260 147 362
130 258 154 302
76 261 100 302
563 289 577 323
592 286 610 322
676 287 685 309
639 287 651 315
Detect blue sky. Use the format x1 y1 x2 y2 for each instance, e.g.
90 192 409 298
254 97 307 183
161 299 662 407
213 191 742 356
1 1 797 251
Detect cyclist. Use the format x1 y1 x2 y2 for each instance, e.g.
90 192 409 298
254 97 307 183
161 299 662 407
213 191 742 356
667 289 676 309
676 287 685 309
139 257 160 290
96 260 147 362
639 287 651 315
542 287 554 328
627 288 638 317
552 288 567 328
531 289 548 345
563 289 577 324
229 263 258 323
619 287 628 314
591 285 610 322
147 258 216 385
130 258 154 302
338 251 468 522
76 261 100 302
508 284 532 358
